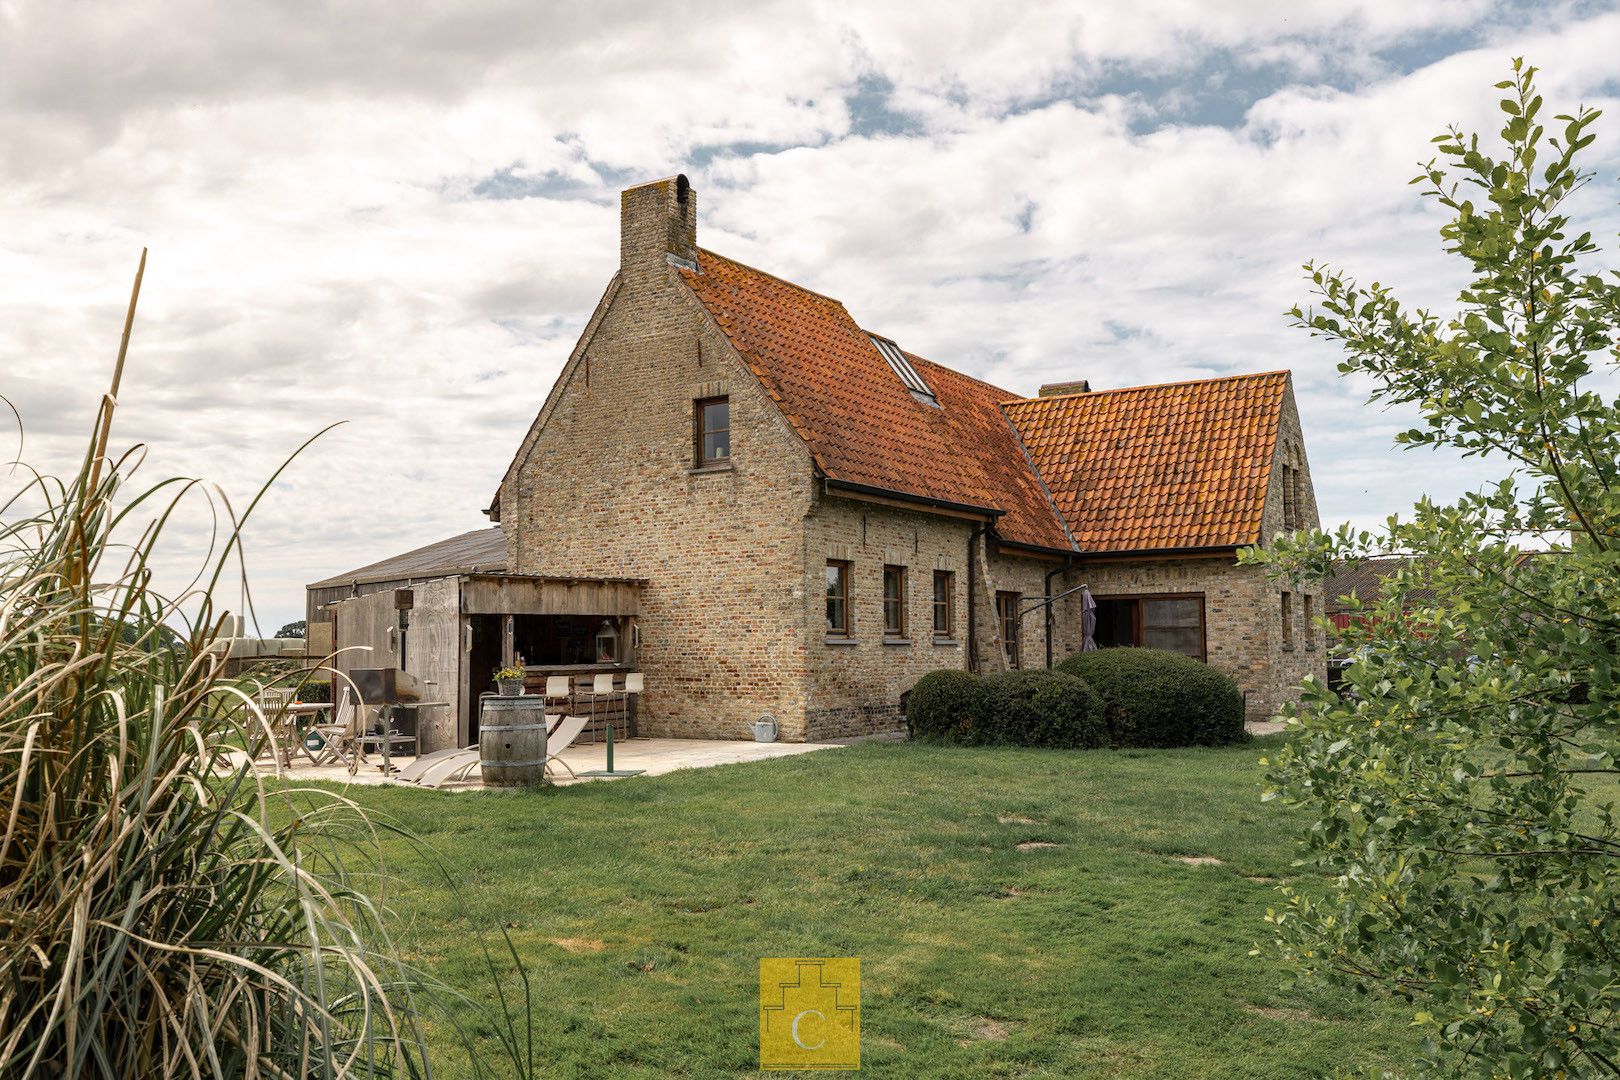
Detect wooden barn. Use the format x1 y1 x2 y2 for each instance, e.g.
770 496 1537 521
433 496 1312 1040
306 528 643 753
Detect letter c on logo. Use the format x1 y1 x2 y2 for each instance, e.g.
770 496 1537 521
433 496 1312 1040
791 1009 826 1050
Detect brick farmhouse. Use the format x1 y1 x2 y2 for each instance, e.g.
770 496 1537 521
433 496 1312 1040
477 174 1325 741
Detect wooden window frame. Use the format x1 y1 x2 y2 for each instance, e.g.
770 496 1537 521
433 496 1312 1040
882 565 907 638
825 560 852 638
694 396 730 468
932 570 955 640
997 591 1021 669
1091 591 1208 662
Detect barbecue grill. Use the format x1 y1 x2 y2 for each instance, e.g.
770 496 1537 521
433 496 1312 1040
350 667 447 773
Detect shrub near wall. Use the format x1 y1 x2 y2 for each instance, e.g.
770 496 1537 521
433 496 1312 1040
978 670 1106 749
905 670 985 742
905 669 1106 749
1057 648 1245 747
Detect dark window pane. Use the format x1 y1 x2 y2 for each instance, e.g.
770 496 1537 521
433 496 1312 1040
696 397 730 465
1143 597 1200 629
883 567 904 635
932 571 952 636
825 562 849 635
1143 626 1201 657
1093 598 1135 649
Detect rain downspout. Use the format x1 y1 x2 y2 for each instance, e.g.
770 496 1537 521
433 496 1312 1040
967 523 987 672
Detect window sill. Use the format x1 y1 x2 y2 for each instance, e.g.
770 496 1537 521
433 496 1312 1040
882 636 912 646
824 636 859 646
932 637 960 647
689 463 735 476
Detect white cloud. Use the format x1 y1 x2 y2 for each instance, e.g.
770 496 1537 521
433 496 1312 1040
2 0 1617 629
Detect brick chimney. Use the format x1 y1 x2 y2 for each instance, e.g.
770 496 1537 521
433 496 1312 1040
620 174 697 279
1038 380 1090 397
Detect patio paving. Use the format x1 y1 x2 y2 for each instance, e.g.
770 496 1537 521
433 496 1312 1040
234 736 844 790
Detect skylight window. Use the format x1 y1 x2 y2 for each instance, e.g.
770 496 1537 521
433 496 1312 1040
869 334 938 406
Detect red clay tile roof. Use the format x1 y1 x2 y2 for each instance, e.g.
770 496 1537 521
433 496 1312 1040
1002 372 1289 553
679 250 1072 550
679 249 1288 555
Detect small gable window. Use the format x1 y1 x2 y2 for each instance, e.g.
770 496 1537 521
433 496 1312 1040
869 335 938 407
695 397 730 466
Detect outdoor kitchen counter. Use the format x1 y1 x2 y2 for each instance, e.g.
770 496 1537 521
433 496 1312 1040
519 664 637 740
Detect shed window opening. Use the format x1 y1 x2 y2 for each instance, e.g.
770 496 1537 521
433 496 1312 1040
869 334 939 406
932 570 955 638
826 561 851 637
695 397 730 466
1091 594 1206 660
997 591 1021 669
883 566 907 637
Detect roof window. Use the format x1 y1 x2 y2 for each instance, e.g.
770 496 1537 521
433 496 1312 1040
869 335 938 406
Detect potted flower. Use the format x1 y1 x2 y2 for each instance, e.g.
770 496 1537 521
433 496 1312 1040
494 666 527 697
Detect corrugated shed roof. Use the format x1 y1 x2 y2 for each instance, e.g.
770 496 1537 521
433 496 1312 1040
1321 557 1434 613
308 526 507 589
1002 372 1290 553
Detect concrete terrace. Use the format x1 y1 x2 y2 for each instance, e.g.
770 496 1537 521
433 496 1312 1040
236 737 844 790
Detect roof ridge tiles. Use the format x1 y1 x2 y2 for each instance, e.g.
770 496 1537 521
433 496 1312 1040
1002 369 1291 407
696 248 847 308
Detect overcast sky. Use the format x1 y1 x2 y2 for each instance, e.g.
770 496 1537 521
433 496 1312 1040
3 0 1619 633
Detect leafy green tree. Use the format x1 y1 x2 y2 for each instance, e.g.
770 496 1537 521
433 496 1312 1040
1245 61 1620 1077
275 618 305 639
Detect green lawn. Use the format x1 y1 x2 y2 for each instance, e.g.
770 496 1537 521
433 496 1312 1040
323 737 1419 1078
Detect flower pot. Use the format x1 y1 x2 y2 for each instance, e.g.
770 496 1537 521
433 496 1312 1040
497 678 525 697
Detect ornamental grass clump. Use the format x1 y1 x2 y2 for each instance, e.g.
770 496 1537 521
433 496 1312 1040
0 256 528 1078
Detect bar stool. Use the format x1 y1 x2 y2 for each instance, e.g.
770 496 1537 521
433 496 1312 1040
543 675 571 712
623 672 644 736
591 673 618 743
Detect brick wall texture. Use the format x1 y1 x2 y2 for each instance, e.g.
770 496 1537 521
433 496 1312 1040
498 177 1326 740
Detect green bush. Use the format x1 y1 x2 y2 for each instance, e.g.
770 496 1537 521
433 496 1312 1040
906 668 1106 749
977 670 1106 749
1057 648 1245 747
294 678 331 704
905 670 985 742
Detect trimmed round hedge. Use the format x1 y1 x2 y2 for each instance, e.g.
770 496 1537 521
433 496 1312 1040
905 668 1105 749
977 670 1106 749
905 670 984 742
1056 648 1245 747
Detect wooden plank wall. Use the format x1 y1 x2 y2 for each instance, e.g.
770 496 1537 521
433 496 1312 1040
404 577 461 753
462 576 640 617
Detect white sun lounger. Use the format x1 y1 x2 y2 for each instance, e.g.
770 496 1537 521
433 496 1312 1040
412 715 591 789
414 749 483 788
394 744 480 783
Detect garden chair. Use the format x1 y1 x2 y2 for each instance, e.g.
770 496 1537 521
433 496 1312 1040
305 689 364 771
543 714 589 781
251 687 294 765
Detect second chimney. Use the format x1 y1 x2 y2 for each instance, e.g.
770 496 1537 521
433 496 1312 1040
1039 380 1091 397
620 174 697 279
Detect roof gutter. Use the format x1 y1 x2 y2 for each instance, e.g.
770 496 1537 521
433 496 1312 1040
1079 543 1244 561
821 478 1004 521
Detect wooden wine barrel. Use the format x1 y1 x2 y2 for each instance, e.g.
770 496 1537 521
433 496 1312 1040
480 697 548 788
